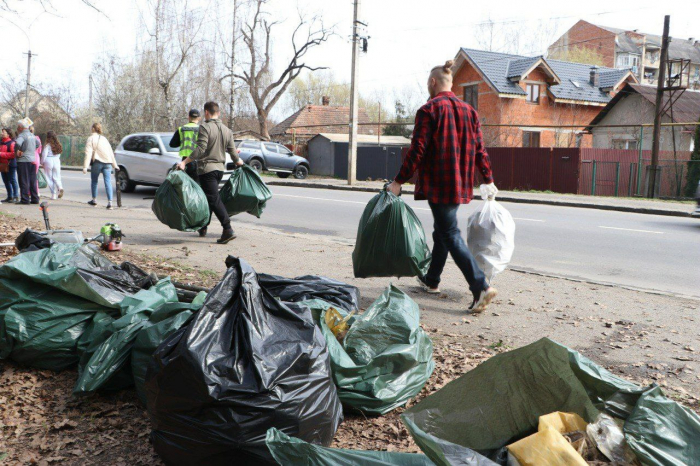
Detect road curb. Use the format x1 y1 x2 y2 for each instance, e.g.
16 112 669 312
267 180 692 218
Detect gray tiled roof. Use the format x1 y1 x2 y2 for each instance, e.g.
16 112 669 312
598 69 630 89
506 57 540 78
460 48 629 104
596 23 700 62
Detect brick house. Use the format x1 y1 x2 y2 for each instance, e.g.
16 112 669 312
548 20 700 88
451 48 637 148
270 98 374 154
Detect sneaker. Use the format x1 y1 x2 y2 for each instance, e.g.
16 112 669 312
58 188 64 199
216 229 237 244
12 197 20 203
106 203 113 210
2 197 10 203
198 227 207 238
468 287 498 313
88 200 97 206
416 276 440 294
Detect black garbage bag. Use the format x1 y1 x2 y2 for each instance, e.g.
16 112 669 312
146 256 343 465
256 271 360 313
15 228 53 252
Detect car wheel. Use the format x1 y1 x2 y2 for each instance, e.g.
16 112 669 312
249 159 263 173
294 165 309 180
117 168 136 193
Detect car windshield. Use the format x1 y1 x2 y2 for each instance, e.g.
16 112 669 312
160 135 179 152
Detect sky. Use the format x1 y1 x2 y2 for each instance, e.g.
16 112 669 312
3 0 699 111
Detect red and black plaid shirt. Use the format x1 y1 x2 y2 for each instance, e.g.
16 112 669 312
395 91 494 204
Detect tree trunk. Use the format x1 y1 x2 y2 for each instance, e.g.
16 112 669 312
257 109 269 139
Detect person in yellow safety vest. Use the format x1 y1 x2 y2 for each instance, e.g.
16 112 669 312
169 109 201 182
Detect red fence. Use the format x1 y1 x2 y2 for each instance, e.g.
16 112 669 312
484 147 694 198
486 147 581 194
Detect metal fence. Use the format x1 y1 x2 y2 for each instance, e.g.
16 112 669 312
57 135 87 167
580 159 699 198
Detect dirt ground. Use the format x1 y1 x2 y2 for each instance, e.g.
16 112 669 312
1 201 698 464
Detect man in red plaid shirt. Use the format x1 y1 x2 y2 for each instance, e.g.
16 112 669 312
387 60 498 312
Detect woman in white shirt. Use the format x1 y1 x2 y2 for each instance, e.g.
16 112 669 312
83 123 119 209
41 130 64 200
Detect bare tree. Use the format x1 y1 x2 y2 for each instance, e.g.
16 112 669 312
233 0 333 138
146 0 205 128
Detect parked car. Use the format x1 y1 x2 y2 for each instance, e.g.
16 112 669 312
693 181 700 217
114 132 234 192
234 140 309 179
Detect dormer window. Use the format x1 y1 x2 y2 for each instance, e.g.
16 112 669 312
526 84 540 104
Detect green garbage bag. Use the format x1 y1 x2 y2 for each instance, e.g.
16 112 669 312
352 190 431 278
219 165 272 218
38 168 48 189
0 278 115 371
152 171 209 232
266 428 434 466
0 243 152 307
401 338 600 465
73 279 179 394
319 285 434 415
131 293 205 404
401 338 700 466
624 386 700 466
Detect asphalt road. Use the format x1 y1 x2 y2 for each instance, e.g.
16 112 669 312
17 170 700 297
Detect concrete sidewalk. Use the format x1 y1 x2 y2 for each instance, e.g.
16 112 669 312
268 177 695 218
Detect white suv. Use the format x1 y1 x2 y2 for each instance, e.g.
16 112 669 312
114 132 233 192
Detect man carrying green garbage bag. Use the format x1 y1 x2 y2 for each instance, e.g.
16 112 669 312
387 59 498 313
176 101 243 243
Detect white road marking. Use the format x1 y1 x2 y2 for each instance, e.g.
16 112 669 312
275 193 367 205
599 226 663 234
513 217 545 222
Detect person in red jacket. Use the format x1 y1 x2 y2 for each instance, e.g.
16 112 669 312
387 60 498 313
0 128 19 203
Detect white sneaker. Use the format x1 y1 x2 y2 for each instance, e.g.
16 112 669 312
468 287 498 313
416 276 440 294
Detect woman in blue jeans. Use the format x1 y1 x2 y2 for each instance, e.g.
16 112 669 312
0 128 19 202
82 123 119 209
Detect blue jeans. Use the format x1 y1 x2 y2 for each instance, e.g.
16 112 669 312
91 161 113 201
2 161 19 198
424 202 488 296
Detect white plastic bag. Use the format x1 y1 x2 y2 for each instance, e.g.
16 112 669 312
467 185 515 283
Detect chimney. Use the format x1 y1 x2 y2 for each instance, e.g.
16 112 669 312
689 37 695 42
589 66 599 86
321 96 330 106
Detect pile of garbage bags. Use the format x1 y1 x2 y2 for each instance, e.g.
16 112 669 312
353 189 431 278
0 243 206 402
146 256 343 465
467 185 515 283
152 171 210 232
267 337 700 466
219 165 272 217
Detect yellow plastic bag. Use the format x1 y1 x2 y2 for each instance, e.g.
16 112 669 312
539 411 588 434
507 412 588 466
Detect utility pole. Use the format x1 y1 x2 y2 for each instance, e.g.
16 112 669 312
23 50 34 118
89 74 94 125
347 0 361 185
647 15 670 198
228 0 237 130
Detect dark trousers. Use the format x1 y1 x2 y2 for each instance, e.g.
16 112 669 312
424 202 487 295
17 162 39 203
184 160 199 184
198 170 231 231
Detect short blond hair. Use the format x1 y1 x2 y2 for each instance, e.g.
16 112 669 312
430 60 455 85
92 122 103 135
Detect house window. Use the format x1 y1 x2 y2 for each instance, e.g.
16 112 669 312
612 139 638 150
463 85 478 110
523 131 541 148
526 84 540 104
